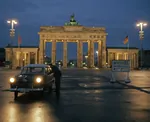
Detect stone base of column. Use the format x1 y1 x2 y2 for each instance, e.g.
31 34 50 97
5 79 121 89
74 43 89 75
77 63 82 68
89 66 95 68
63 63 67 68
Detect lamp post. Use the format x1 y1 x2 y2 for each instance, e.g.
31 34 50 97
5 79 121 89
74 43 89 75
7 19 18 69
96 51 98 67
136 22 147 68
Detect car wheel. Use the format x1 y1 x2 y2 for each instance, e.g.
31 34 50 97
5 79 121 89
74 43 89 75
14 91 18 100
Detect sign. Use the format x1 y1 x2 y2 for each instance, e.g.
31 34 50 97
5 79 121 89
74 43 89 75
112 60 130 72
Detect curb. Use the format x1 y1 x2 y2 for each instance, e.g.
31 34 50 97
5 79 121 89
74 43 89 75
116 80 150 94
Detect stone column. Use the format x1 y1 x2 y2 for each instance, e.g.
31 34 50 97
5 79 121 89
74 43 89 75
28 52 30 64
39 40 45 64
51 40 56 65
18 52 21 67
133 54 135 68
98 41 102 68
115 53 118 60
132 54 134 69
134 53 137 68
17 52 20 67
63 40 68 68
8 50 11 61
24 52 27 65
14 51 19 67
19 52 23 66
35 51 37 64
133 53 136 68
102 40 106 67
44 40 46 57
12 52 17 69
87 40 94 68
77 41 83 68
5 50 8 61
15 52 19 67
107 52 111 67
87 41 91 67
136 53 139 68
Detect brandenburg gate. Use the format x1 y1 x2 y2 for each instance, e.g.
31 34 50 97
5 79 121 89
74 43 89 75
38 15 107 68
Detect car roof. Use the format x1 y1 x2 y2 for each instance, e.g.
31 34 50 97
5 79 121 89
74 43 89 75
24 64 50 68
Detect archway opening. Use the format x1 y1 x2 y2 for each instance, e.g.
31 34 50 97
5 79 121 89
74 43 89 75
45 42 51 64
68 42 77 67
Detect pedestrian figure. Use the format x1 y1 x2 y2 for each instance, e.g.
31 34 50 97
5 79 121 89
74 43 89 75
49 64 62 93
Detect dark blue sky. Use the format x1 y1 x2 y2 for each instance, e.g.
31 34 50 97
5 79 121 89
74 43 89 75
0 0 150 59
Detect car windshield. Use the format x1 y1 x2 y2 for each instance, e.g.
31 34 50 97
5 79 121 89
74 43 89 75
21 67 45 74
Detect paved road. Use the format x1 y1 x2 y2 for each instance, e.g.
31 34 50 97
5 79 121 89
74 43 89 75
0 69 150 122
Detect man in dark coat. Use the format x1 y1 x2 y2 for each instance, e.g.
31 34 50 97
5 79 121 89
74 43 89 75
49 64 62 92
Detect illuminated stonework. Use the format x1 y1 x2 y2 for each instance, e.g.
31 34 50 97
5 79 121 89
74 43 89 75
107 47 139 69
5 46 38 69
38 22 107 68
5 15 139 69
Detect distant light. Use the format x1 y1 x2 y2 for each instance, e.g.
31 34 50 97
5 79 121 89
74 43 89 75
13 20 17 24
136 22 147 27
7 20 11 23
96 51 98 54
85 55 88 58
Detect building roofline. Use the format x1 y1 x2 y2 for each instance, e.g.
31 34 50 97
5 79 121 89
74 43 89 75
5 46 39 48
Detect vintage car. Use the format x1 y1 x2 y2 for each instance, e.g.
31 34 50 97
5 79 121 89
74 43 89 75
9 64 55 100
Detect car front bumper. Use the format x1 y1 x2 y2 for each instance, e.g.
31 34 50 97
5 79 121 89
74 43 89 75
9 88 43 93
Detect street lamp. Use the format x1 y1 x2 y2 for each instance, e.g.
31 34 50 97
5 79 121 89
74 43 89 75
7 19 18 69
136 22 147 68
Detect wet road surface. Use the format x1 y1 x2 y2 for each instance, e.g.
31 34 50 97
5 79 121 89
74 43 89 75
0 69 150 122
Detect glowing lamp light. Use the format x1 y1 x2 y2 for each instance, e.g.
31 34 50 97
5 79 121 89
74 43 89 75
10 78 15 83
36 77 42 83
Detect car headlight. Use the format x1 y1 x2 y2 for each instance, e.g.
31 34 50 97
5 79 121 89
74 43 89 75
10 78 15 83
36 77 42 83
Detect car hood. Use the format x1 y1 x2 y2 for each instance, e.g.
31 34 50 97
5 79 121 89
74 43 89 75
16 74 43 81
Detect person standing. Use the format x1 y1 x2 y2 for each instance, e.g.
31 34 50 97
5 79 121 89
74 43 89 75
49 64 62 92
